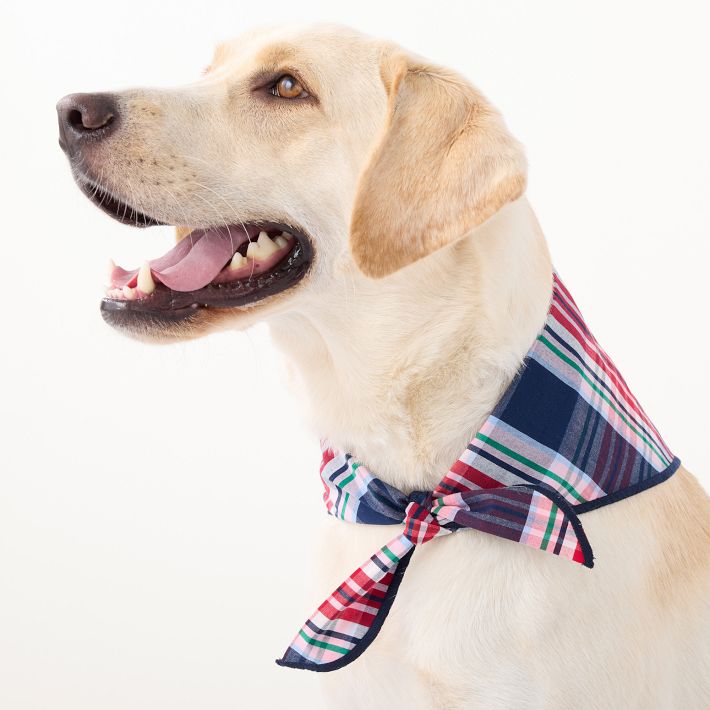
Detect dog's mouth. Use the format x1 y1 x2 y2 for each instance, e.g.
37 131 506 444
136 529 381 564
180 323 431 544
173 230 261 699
79 180 313 326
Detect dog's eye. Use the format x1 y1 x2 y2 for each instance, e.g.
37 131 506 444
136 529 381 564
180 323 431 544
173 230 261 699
271 75 308 99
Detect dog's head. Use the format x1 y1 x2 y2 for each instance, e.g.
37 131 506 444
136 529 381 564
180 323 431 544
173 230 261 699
57 25 526 341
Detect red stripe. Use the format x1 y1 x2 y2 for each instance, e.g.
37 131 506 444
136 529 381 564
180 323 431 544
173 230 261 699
551 286 667 444
320 448 335 473
572 542 586 564
549 302 664 443
551 299 671 458
320 600 377 626
445 459 506 491
330 586 383 612
350 568 381 591
553 274 585 322
554 295 651 426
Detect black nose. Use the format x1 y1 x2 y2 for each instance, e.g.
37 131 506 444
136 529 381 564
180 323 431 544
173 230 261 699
57 92 119 153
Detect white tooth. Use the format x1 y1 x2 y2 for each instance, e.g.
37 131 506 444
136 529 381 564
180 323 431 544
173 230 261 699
137 261 155 294
274 236 288 248
229 252 246 269
246 241 261 261
122 286 137 300
256 231 279 256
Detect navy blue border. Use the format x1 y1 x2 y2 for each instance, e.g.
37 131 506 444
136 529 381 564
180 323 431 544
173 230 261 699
573 457 680 515
275 547 416 672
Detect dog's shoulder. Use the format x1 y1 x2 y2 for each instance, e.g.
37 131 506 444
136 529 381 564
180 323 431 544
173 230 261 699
642 466 710 606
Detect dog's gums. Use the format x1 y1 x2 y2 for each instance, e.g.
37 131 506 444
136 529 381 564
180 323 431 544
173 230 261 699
75 178 313 325
101 223 311 322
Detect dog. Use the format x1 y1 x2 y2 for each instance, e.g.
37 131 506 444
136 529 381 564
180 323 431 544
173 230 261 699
57 24 709 710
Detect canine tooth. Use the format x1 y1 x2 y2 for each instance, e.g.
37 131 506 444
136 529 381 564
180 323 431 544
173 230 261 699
122 286 137 300
229 252 247 269
137 261 155 294
256 231 279 256
274 235 288 248
246 241 261 260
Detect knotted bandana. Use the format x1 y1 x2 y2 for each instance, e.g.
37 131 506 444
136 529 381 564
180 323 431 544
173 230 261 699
277 274 679 672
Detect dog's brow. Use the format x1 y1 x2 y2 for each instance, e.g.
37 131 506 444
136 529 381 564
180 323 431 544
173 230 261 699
254 43 299 66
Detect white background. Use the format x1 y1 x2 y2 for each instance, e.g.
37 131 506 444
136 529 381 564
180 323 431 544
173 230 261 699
1 2 708 708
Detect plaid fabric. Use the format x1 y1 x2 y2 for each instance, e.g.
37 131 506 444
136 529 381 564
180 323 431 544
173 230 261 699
277 274 679 672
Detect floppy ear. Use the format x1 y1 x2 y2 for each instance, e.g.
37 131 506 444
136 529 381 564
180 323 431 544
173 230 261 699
350 51 527 278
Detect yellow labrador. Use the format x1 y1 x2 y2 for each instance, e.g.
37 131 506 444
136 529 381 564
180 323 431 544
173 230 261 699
57 24 709 710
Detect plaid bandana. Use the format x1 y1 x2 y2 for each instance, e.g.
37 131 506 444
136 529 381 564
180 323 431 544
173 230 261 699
277 274 679 672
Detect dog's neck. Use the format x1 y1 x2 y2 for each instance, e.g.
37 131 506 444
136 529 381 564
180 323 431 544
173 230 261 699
269 197 553 491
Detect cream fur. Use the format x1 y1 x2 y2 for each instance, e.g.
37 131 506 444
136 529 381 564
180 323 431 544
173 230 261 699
76 24 709 709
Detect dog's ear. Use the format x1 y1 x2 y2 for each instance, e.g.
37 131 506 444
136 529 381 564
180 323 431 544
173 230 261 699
350 50 527 278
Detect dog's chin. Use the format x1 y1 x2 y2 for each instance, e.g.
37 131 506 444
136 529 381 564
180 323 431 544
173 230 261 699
75 176 314 342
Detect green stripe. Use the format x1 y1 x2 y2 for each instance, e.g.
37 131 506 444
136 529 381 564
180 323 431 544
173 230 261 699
476 433 586 503
335 465 357 519
381 544 401 563
540 503 558 551
298 629 348 655
338 473 356 488
538 334 669 467
341 492 350 519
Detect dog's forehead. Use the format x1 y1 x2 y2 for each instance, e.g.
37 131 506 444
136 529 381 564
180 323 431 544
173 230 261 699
207 25 381 78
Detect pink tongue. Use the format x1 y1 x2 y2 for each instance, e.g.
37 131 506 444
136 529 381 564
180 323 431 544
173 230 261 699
110 226 250 292
150 232 201 272
156 228 238 291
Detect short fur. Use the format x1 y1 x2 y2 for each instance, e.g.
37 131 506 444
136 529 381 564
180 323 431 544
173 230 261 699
70 24 709 709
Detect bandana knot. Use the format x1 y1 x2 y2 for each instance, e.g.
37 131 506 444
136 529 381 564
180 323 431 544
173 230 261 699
277 273 679 673
403 497 445 545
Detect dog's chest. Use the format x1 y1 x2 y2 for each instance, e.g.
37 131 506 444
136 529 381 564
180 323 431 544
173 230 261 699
313 516 560 707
